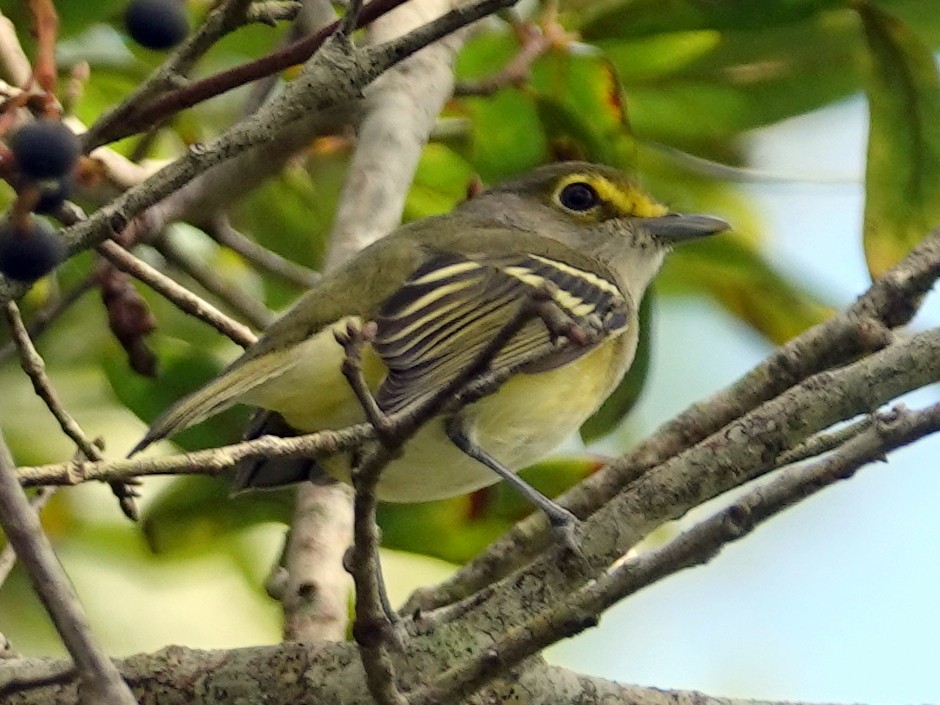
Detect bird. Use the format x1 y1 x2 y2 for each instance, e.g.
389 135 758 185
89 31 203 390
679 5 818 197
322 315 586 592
131 161 727 528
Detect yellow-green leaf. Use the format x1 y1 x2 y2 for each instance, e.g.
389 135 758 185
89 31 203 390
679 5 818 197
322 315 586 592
855 1 940 277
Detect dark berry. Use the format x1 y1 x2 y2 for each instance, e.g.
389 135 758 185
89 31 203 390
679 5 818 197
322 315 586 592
0 217 66 281
125 0 189 50
33 178 72 214
8 120 80 181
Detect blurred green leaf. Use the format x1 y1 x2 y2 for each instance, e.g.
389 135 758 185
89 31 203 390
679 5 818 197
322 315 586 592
602 12 865 152
142 476 291 554
575 0 841 39
406 145 477 220
531 50 636 165
855 1 940 277
457 90 549 180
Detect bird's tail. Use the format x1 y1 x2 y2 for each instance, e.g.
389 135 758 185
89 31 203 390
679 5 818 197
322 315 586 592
229 409 329 493
128 350 292 457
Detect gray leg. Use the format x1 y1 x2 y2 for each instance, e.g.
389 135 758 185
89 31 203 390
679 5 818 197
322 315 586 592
446 419 580 534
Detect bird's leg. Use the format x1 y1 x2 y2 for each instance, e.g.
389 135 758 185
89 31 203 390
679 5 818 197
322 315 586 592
446 419 582 553
439 286 616 553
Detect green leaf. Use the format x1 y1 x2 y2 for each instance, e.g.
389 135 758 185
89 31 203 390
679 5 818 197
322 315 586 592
457 90 549 180
530 51 636 165
600 13 866 151
142 476 292 554
405 145 477 220
575 0 842 39
854 1 940 277
581 292 652 442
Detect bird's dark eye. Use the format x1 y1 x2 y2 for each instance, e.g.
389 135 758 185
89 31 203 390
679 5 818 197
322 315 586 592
558 181 599 212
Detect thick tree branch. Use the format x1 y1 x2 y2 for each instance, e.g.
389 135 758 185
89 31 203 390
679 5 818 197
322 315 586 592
0 640 908 705
414 402 940 703
398 326 940 693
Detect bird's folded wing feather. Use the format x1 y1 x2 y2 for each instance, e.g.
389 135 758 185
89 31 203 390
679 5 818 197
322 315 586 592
372 252 630 416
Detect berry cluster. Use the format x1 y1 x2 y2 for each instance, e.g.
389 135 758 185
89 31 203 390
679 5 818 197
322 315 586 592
0 119 79 281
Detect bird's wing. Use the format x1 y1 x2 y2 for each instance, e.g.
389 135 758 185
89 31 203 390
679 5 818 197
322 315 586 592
372 251 630 416
130 232 430 456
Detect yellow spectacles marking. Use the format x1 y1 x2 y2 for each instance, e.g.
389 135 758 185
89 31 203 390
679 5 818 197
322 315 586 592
553 173 668 219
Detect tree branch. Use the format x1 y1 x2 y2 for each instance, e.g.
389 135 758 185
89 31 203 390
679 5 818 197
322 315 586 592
406 225 940 612
3 301 138 519
16 423 373 487
413 402 940 703
0 433 137 705
0 639 911 705
96 240 257 349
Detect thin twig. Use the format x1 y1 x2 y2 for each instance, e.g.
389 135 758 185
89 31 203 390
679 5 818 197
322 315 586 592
96 240 257 349
84 0 413 148
0 432 138 705
207 218 320 289
0 274 97 366
0 486 55 587
155 233 275 330
17 423 373 487
83 0 258 150
775 415 875 466
4 303 107 463
27 0 58 100
453 13 568 96
3 302 138 519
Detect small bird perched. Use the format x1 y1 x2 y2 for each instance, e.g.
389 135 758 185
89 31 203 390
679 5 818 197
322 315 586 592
132 162 727 528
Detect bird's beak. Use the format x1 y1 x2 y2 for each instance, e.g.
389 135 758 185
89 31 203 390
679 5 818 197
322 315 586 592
638 213 729 245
